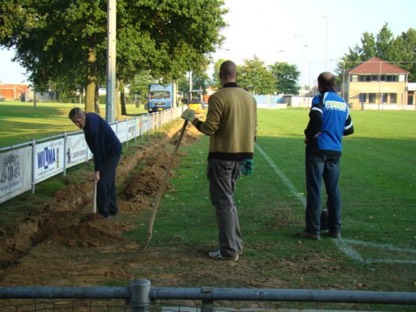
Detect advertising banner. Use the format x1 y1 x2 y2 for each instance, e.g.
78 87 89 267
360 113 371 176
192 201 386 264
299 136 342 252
141 115 152 133
34 139 65 183
127 119 137 141
117 121 128 143
0 147 32 204
66 133 89 168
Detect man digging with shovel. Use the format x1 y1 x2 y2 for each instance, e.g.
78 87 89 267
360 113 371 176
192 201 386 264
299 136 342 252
69 107 122 219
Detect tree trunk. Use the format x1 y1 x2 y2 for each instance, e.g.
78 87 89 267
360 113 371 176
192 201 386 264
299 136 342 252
33 84 37 107
94 85 100 114
119 79 127 115
85 47 96 112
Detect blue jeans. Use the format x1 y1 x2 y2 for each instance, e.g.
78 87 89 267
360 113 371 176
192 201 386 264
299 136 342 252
207 159 243 257
97 153 121 217
305 152 342 234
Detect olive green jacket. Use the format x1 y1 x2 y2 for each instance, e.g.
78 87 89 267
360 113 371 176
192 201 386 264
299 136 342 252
192 83 257 160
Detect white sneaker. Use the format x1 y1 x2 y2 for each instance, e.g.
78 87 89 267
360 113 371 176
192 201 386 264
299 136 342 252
208 249 239 261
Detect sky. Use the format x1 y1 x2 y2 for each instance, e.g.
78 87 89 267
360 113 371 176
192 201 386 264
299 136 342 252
1 0 415 86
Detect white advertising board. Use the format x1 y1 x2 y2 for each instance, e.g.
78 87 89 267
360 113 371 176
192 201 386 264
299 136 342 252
127 119 136 141
34 139 65 183
0 147 32 204
66 133 89 168
117 121 128 143
141 115 152 133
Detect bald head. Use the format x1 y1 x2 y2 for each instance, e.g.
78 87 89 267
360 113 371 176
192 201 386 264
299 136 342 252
317 72 335 92
219 60 237 85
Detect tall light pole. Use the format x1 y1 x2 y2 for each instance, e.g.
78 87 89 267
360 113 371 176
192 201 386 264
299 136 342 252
106 0 116 122
295 35 308 90
322 15 328 71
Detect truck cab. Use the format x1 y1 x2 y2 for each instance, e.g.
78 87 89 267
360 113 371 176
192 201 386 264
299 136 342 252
146 84 176 113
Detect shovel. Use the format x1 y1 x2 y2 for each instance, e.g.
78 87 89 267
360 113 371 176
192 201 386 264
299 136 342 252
93 180 97 213
138 119 188 253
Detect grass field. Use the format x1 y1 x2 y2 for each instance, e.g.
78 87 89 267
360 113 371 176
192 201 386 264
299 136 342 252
148 108 416 291
0 101 146 148
1 103 415 310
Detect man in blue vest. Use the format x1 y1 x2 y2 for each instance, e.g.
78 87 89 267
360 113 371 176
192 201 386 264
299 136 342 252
69 107 122 218
297 72 354 240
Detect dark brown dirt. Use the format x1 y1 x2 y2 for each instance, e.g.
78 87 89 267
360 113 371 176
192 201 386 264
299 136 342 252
0 119 336 311
0 120 205 287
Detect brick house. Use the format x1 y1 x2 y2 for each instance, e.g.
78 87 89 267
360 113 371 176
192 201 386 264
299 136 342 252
0 84 28 101
345 57 410 110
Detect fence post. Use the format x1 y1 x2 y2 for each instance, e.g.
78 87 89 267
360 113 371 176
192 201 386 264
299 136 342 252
201 287 214 312
63 132 67 177
125 118 129 147
130 279 151 312
31 139 36 194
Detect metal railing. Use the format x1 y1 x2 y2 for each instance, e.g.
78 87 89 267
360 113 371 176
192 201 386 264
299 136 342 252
0 279 415 311
0 107 184 205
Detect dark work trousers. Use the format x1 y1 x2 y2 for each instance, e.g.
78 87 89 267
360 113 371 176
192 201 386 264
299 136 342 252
208 159 243 257
97 153 121 217
305 152 342 234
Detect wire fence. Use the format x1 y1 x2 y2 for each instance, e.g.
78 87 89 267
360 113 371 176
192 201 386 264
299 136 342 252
1 279 415 312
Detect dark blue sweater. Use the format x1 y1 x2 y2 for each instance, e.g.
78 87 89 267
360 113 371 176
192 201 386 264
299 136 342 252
83 113 122 171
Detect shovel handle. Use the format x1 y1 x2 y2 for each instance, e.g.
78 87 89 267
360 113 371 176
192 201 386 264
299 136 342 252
93 180 97 213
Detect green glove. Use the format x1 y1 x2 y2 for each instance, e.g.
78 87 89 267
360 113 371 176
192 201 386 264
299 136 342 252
241 159 253 175
181 109 196 122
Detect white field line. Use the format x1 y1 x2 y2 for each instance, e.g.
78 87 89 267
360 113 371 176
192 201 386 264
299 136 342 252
343 239 416 265
255 144 306 206
255 143 416 265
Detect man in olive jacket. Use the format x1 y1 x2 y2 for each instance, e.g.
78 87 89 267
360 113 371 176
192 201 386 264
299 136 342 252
182 60 257 261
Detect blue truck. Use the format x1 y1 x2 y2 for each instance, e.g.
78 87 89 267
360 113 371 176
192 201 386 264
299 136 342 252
146 83 177 113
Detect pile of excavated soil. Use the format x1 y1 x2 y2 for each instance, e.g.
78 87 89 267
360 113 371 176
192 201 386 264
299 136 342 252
0 121 202 282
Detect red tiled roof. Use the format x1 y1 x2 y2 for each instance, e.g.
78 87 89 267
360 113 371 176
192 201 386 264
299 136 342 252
349 57 409 75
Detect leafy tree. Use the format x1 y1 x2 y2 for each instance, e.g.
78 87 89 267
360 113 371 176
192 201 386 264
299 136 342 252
129 70 155 105
237 56 275 94
269 62 300 95
211 58 226 89
335 23 416 81
390 28 416 81
0 0 226 116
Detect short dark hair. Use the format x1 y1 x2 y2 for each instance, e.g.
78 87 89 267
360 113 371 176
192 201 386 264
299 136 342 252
317 72 335 90
68 107 85 119
219 60 237 79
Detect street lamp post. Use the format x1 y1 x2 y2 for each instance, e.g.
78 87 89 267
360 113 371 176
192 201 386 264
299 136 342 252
295 35 308 92
322 15 328 71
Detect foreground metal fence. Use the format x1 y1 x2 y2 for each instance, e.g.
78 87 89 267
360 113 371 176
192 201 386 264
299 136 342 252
0 279 415 311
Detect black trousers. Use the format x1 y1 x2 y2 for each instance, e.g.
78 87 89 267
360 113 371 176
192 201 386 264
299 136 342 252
97 153 121 217
305 152 342 234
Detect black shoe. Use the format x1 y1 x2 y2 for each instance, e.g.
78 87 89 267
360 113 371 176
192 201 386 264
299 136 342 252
326 231 341 238
109 211 118 216
296 231 321 240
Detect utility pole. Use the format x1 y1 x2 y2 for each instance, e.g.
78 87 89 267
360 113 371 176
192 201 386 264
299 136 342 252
106 0 116 123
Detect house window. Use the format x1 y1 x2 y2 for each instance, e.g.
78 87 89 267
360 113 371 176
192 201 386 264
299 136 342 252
390 93 397 104
369 93 377 103
380 75 386 81
351 75 358 82
359 93 367 103
386 75 398 82
371 75 379 81
381 93 387 103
